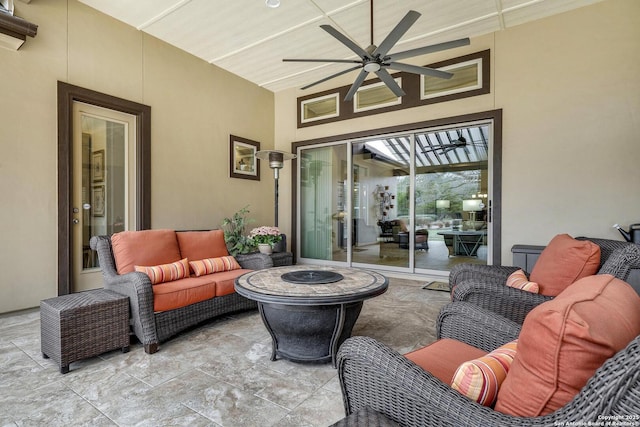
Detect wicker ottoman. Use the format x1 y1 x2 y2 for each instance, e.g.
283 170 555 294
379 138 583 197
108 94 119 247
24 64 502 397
40 289 130 374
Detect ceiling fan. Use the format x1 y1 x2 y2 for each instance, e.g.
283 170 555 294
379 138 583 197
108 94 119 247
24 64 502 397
422 136 487 154
283 0 470 102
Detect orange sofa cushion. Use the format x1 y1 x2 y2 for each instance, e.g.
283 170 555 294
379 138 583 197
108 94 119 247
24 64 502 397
189 256 241 277
495 274 640 417
177 230 229 261
152 276 217 312
213 269 252 297
112 229 181 274
405 338 487 385
135 258 190 285
529 234 600 296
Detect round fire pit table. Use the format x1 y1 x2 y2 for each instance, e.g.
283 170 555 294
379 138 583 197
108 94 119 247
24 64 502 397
235 265 388 367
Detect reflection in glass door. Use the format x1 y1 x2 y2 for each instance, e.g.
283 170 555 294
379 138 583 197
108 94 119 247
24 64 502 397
351 136 411 269
297 122 493 274
72 102 136 291
299 144 347 262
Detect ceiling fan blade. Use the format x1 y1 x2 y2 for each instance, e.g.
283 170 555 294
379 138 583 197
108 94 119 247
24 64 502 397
320 24 370 59
386 62 453 79
301 65 363 90
283 58 362 64
344 69 369 101
385 38 470 62
373 10 421 58
374 68 405 97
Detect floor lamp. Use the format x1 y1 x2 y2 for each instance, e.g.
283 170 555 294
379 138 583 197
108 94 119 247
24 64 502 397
255 150 296 227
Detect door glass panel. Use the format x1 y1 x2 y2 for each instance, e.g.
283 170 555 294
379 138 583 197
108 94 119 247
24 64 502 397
73 102 135 292
299 144 347 261
80 114 127 270
414 126 489 269
351 136 411 268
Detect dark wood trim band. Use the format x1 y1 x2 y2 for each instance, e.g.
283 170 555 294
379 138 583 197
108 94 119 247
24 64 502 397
297 50 490 128
57 82 151 296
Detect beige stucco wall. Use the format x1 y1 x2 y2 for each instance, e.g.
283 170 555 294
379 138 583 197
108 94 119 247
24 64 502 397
0 0 275 313
275 0 640 265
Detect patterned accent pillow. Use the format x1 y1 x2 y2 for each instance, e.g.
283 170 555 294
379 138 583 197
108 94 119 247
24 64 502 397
135 258 190 285
506 269 540 293
189 256 241 277
451 339 518 407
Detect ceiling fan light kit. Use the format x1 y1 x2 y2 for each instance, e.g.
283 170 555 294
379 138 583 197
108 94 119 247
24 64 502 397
283 1 469 102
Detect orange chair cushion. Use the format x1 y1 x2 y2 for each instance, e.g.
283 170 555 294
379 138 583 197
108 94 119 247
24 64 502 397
177 230 229 261
112 229 181 274
529 234 600 296
405 338 487 385
505 269 539 293
451 339 518 407
495 274 640 417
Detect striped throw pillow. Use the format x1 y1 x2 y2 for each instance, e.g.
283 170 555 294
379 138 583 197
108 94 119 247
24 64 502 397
451 339 518 407
189 256 241 277
135 258 190 285
506 269 539 293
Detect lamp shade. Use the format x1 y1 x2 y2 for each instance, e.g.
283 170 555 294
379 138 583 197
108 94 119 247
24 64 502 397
255 150 296 170
462 199 483 212
436 200 450 209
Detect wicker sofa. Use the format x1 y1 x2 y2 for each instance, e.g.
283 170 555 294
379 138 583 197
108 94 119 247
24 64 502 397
90 229 271 354
337 275 640 426
448 236 640 324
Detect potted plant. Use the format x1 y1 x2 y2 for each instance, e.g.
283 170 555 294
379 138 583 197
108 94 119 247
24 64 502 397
249 226 282 255
221 206 257 256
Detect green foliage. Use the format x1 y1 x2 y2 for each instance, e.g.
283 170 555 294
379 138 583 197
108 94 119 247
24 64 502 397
221 206 257 256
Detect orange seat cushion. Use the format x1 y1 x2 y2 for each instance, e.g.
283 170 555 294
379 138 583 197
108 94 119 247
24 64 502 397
177 230 229 261
529 234 600 296
152 276 217 312
213 269 252 296
405 338 487 384
495 274 640 417
112 229 181 274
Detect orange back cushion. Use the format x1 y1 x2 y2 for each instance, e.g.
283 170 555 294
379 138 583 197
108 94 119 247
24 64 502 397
176 230 229 260
112 229 181 274
495 274 640 417
529 234 600 296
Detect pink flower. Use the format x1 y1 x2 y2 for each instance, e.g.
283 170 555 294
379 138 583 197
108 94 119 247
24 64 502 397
249 226 282 245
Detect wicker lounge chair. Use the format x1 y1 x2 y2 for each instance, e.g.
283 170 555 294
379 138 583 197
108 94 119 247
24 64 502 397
337 300 640 427
448 237 639 324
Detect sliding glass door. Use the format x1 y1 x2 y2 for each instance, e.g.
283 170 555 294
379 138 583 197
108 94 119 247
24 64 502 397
296 121 495 274
299 144 347 262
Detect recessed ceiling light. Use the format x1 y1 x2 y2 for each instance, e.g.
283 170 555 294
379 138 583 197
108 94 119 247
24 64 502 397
265 0 280 8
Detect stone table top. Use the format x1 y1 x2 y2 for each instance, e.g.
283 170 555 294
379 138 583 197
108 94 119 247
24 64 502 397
235 265 388 305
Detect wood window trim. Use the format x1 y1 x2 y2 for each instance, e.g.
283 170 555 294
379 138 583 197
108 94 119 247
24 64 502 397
57 81 151 296
296 50 490 128
0 9 37 50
